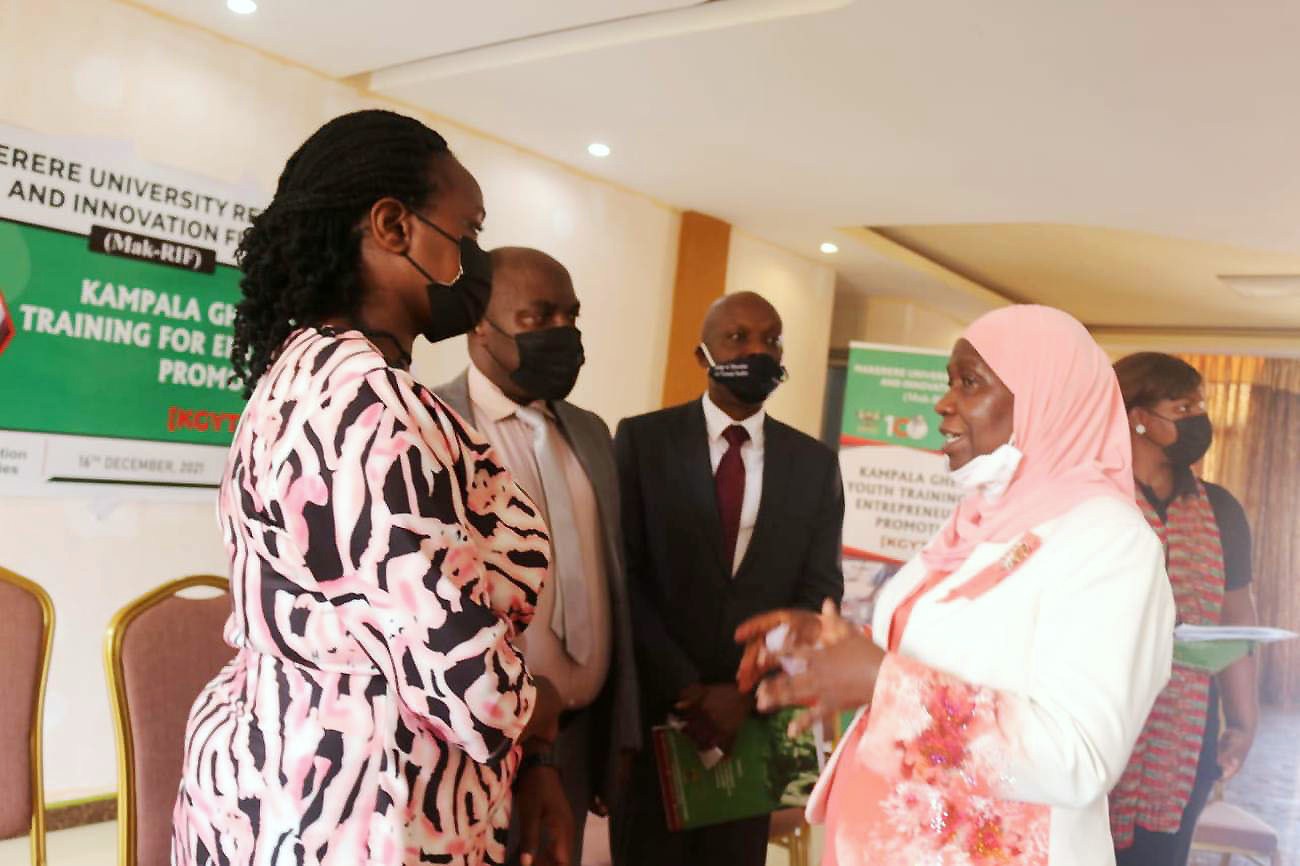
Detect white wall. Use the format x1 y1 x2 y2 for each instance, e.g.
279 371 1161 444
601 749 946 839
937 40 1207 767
0 0 677 801
830 291 971 353
724 231 836 437
411 148 679 425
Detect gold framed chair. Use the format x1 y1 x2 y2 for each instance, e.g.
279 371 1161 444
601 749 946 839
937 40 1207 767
769 806 812 866
0 567 54 866
104 575 231 866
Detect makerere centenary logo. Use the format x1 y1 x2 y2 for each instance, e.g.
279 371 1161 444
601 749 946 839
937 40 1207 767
0 290 14 357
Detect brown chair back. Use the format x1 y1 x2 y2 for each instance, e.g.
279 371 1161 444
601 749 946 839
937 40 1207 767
105 576 232 866
0 567 53 866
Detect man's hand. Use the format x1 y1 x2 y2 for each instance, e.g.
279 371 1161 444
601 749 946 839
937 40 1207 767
521 676 563 747
515 764 575 866
676 682 752 752
674 682 717 750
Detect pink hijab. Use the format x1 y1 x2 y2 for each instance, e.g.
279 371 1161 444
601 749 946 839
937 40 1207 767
921 305 1135 573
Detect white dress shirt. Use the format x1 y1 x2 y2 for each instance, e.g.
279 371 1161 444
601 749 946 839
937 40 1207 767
466 363 612 709
701 393 766 575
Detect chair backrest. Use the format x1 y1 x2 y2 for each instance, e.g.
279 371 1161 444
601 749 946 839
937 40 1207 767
0 567 54 866
105 576 232 866
1192 800 1279 858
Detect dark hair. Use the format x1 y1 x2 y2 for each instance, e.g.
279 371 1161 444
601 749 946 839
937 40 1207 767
1113 352 1203 410
231 110 450 395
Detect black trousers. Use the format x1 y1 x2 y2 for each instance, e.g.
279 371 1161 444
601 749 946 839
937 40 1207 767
1115 701 1221 866
612 741 770 866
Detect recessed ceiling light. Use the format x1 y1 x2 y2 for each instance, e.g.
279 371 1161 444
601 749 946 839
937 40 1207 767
227 0 257 14
820 242 839 254
587 142 611 158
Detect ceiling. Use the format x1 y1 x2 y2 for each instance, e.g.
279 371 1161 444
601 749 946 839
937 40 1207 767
877 224 1300 330
137 0 1300 339
135 0 705 77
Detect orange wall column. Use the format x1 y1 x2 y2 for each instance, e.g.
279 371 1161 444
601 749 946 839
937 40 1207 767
661 211 732 407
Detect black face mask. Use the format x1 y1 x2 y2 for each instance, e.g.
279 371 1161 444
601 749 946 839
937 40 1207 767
488 320 585 402
406 213 492 344
1159 413 1213 467
701 345 787 405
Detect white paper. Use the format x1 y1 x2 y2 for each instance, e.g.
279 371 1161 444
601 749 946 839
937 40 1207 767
814 722 830 772
765 622 807 675
765 622 790 651
1173 624 1298 643
697 746 726 770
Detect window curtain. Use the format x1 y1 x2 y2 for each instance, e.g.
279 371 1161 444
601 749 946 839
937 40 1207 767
1180 354 1300 707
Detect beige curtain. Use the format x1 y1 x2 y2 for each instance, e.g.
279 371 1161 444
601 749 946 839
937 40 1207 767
1180 354 1300 707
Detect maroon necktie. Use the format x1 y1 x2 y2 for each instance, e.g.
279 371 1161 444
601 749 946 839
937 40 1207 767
716 424 750 574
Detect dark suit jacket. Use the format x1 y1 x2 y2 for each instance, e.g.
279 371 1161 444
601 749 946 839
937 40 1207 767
614 398 844 722
433 370 641 799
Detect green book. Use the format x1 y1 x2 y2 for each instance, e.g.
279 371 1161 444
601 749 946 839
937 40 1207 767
1171 625 1297 674
653 709 821 831
1173 639 1253 674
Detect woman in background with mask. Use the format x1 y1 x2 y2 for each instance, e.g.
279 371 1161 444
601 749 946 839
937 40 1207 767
172 110 571 866
1109 353 1259 866
736 305 1175 865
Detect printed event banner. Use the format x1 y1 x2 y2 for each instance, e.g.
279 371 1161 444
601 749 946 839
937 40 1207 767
839 342 963 611
0 122 266 490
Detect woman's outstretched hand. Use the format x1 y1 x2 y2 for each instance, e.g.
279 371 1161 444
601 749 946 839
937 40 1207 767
736 599 886 737
734 598 857 693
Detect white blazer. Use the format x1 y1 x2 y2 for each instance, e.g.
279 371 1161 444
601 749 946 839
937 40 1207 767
808 495 1175 866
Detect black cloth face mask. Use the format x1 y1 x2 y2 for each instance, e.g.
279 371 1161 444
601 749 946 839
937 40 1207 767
406 212 492 344
486 320 585 402
700 344 787 405
1156 412 1213 467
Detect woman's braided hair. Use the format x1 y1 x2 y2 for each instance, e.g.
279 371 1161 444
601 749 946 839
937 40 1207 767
231 109 449 396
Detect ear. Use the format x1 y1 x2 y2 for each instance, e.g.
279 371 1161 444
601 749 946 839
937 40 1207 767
694 343 709 370
367 197 411 255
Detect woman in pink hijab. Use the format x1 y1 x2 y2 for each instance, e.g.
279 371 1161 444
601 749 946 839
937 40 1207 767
737 306 1175 865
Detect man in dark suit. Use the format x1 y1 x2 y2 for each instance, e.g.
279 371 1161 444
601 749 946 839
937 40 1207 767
612 291 844 866
433 247 640 865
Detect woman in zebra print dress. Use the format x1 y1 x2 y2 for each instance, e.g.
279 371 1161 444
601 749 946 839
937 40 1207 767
172 111 570 866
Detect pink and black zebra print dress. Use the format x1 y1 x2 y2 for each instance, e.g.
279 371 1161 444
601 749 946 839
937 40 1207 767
172 328 550 866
